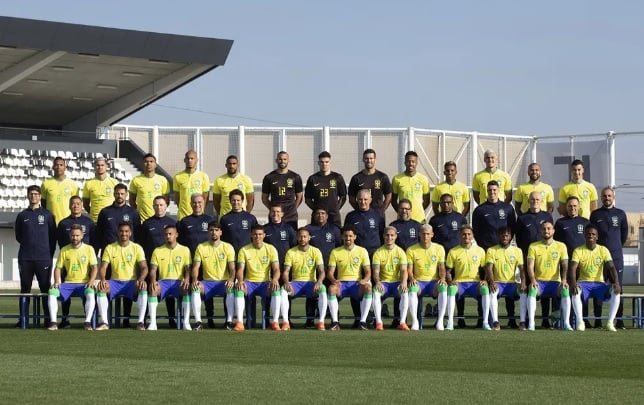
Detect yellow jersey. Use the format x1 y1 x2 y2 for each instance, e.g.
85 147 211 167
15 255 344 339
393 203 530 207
129 174 170 221
514 182 554 214
446 245 486 282
284 245 324 282
371 244 408 282
101 241 146 281
56 242 97 283
238 243 279 282
150 243 191 280
82 176 118 223
212 173 254 216
571 244 612 283
193 240 236 281
431 181 470 214
406 242 445 281
472 168 512 203
173 170 211 220
41 177 79 224
392 172 430 223
328 245 370 281
527 240 568 281
557 181 598 219
485 244 523 282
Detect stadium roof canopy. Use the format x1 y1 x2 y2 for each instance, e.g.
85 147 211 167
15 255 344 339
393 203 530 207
0 16 233 132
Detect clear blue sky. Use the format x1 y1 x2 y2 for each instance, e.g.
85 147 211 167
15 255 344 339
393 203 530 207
3 0 644 209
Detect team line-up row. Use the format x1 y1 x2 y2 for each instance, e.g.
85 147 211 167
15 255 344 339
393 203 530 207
15 149 626 332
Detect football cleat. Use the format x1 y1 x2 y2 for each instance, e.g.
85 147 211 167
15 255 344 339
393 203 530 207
232 321 245 331
96 323 110 331
281 322 291 331
316 322 325 331
136 322 146 331
375 322 384 331
271 321 281 331
330 321 340 331
398 322 410 332
47 322 58 331
83 322 93 331
194 322 203 331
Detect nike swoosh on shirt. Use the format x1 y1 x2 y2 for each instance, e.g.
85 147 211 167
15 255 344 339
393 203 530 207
314 183 320 186
23 219 29 222
358 183 364 187
272 181 278 184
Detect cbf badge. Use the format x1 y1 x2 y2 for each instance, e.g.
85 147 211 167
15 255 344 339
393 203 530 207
611 216 619 227
330 180 336 189
498 209 506 219
287 178 294 188
38 215 45 224
123 215 130 222
175 256 182 264
374 180 381 189
201 222 208 231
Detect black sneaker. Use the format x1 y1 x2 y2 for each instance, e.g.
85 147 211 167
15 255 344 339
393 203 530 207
304 320 316 329
169 319 177 329
330 321 340 331
351 320 361 329
390 318 400 329
541 319 551 329
359 321 369 331
507 319 518 329
616 320 626 330
225 321 233 330
136 322 146 331
594 320 603 329
208 320 216 329
122 319 131 328
194 322 203 331
584 320 592 329
83 322 93 331
59 320 71 329
457 319 467 329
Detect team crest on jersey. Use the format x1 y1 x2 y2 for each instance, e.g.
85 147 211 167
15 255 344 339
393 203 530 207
201 222 208 231
123 215 130 222
81 255 87 263
498 209 506 219
81 225 87 233
594 257 603 265
497 180 504 187
105 187 112 194
552 252 559 260
237 183 244 190
509 256 516 263
393 257 399 264
218 253 225 260
242 220 249 229
455 191 461 198
287 178 294 188
431 255 437 262
280 230 287 240
64 187 71 195
369 218 375 228
352 257 360 264
583 190 589 198
540 191 546 198
175 256 182 263
451 221 458 230
330 180 337 188
38 215 45 224
194 180 201 187
261 255 268 264
577 224 584 234
325 232 333 242
127 254 133 262
611 216 619 227
414 182 421 191
154 183 161 191
307 258 314 266
374 180 381 189
472 255 479 263
409 228 416 238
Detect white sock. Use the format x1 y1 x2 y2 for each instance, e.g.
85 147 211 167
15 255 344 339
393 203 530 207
235 294 245 323
280 289 290 323
225 293 235 322
519 293 527 323
447 295 456 324
136 293 148 324
560 296 571 328
399 293 409 325
572 294 583 328
148 297 158 327
328 295 339 322
481 293 490 326
437 291 447 325
270 292 281 323
48 295 58 324
607 293 620 323
97 294 109 324
317 293 328 323
527 295 537 329
84 293 95 323
490 291 499 323
192 292 202 323
182 297 191 328
373 292 382 323
360 294 372 322
408 293 418 326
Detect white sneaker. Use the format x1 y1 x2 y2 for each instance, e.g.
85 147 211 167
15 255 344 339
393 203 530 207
445 321 454 331
183 323 192 331
607 322 617 332
563 324 573 331
147 324 157 331
435 322 444 331
576 322 585 332
411 320 419 331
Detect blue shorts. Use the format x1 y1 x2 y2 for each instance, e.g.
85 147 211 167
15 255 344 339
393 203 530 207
158 280 181 300
245 281 269 298
577 282 611 302
109 280 136 300
377 281 401 299
203 280 228 299
290 281 317 299
58 283 91 301
537 281 559 298
417 280 438 297
339 281 361 301
457 282 480 299
495 282 518 298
